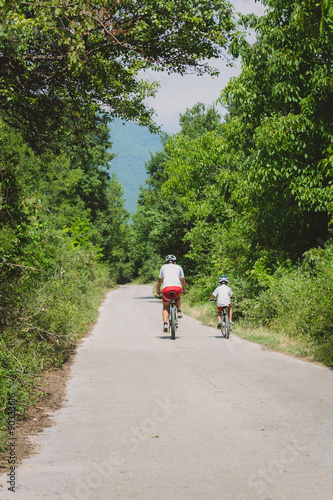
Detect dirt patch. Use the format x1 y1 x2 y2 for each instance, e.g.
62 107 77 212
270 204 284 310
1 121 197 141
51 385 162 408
0 352 75 474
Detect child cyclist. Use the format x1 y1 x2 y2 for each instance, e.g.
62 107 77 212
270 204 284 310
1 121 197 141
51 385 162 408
210 275 234 328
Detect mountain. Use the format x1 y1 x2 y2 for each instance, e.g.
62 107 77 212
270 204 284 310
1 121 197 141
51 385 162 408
107 118 164 213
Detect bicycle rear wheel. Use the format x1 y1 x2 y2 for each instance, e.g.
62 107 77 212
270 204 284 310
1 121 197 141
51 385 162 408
221 310 230 339
225 315 230 339
170 305 176 340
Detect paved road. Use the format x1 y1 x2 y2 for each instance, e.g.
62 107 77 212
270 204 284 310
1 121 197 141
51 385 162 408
1 284 333 500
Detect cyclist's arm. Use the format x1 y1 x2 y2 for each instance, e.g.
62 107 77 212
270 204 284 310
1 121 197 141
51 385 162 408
180 277 187 294
156 277 163 294
210 293 215 301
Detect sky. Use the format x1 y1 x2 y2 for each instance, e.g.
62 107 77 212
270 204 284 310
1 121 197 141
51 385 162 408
144 0 266 134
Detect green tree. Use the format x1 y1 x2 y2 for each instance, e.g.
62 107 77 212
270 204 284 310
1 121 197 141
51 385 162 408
130 104 239 281
0 0 240 143
131 149 189 280
162 114 251 281
179 103 222 139
219 0 333 261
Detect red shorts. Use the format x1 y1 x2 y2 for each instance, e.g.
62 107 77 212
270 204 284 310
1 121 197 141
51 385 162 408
162 286 181 303
218 304 231 311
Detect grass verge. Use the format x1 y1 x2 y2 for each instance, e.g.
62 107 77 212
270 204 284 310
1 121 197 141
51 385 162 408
182 298 319 363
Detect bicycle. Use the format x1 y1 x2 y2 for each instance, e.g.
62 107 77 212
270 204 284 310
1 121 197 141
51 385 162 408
169 291 178 340
210 299 230 339
220 305 230 339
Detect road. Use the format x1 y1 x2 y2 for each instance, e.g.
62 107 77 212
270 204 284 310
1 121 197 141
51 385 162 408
1 284 333 500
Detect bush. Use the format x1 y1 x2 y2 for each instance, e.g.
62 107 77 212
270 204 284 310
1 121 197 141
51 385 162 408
239 246 333 365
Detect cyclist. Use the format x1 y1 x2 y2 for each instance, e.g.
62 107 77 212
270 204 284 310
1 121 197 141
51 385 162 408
210 275 234 328
156 255 187 332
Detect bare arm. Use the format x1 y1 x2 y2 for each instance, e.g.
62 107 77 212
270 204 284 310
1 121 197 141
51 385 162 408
156 278 163 294
180 277 187 294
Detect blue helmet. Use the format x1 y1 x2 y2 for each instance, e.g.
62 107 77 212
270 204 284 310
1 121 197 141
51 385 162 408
219 275 229 284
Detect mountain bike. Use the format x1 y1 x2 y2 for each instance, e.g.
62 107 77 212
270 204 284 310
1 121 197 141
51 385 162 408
169 291 178 340
210 299 230 339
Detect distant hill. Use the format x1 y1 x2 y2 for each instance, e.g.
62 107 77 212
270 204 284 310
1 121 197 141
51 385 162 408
107 118 164 213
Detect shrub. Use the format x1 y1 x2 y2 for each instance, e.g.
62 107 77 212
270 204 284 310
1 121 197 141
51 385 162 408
240 245 333 365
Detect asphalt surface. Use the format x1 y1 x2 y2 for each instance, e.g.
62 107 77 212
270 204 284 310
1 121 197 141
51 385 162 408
1 284 333 500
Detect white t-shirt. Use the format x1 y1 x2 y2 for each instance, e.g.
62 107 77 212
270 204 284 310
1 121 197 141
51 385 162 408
159 263 184 289
212 284 233 307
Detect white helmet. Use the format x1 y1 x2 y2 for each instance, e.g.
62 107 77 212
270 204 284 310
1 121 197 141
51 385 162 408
165 254 176 263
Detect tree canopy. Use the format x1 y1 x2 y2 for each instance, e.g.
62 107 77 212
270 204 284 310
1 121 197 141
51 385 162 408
0 0 240 144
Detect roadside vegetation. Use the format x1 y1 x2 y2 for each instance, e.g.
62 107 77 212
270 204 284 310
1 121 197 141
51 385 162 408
0 122 125 450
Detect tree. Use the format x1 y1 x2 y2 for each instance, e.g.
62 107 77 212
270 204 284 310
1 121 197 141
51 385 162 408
219 0 333 260
130 104 240 280
131 149 189 279
179 103 222 139
0 0 240 143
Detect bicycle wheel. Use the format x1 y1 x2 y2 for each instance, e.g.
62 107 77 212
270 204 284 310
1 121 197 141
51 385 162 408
170 305 176 339
221 309 230 338
225 315 230 339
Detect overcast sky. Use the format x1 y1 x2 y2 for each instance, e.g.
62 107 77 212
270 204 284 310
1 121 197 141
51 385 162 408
144 0 266 133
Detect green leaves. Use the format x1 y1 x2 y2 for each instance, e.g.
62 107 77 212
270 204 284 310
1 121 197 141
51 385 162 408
293 0 333 40
0 0 240 142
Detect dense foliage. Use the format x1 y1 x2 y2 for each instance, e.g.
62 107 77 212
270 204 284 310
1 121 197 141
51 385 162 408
0 0 240 149
131 0 333 366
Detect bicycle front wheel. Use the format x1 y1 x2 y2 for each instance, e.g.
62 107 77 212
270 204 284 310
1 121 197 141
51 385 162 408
170 306 176 340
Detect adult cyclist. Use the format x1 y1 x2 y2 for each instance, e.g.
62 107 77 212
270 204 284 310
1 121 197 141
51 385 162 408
156 255 187 333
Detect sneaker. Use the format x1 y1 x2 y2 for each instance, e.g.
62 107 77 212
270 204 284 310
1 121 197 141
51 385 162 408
217 322 221 328
177 310 183 318
163 323 168 333
230 321 234 325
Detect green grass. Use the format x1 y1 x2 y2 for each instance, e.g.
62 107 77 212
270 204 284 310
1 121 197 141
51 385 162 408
182 297 320 363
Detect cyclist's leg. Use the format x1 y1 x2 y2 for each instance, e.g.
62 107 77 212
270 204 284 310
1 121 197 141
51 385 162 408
162 301 170 323
161 287 171 324
228 303 233 322
217 306 222 326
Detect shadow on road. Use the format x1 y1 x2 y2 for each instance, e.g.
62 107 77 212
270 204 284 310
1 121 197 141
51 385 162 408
157 336 180 340
133 295 158 302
